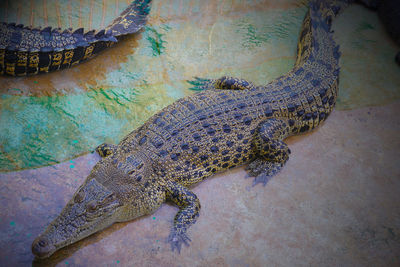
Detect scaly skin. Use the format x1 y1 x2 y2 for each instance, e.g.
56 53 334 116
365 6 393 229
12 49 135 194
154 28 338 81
0 0 151 76
32 0 352 259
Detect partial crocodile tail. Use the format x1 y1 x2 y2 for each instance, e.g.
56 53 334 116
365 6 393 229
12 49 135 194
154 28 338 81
106 0 152 37
312 0 356 21
0 0 151 76
295 0 354 67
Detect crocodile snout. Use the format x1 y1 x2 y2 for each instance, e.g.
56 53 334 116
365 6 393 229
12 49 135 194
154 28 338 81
32 236 56 259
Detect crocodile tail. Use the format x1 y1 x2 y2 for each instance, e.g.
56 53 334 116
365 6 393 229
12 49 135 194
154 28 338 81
106 0 152 37
294 0 354 67
0 0 151 76
311 0 356 21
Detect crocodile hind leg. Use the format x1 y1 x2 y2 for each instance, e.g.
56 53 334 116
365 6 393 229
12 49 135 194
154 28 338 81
188 76 254 91
95 143 117 158
165 180 201 253
246 119 291 186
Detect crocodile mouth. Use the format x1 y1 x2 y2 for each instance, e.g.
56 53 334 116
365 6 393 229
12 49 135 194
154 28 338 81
31 201 121 259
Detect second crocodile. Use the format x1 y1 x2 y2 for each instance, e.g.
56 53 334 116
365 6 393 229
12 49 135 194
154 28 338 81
0 0 151 76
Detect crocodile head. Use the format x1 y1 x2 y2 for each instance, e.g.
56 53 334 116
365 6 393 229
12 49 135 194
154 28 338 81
31 175 122 259
32 155 163 259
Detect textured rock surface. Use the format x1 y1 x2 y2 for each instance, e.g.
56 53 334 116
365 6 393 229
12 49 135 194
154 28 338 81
1 0 400 171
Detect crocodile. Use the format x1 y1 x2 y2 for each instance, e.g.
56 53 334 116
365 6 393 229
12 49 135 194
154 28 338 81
0 0 151 76
32 0 352 259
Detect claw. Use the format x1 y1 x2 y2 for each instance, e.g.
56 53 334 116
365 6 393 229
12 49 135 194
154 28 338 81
187 77 215 91
193 76 210 82
247 159 283 187
252 173 271 187
167 230 191 253
186 79 203 86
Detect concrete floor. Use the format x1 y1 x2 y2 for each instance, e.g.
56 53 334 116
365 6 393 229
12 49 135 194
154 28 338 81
0 0 400 266
0 102 399 266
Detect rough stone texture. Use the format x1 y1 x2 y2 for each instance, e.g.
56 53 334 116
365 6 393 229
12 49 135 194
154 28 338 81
1 0 400 171
0 101 399 266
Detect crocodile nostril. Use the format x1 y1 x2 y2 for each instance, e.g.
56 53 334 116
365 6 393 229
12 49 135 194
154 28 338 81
32 239 43 255
32 237 55 258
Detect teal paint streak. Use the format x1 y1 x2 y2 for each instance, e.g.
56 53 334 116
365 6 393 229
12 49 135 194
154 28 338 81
144 25 170 56
0 87 142 171
235 8 305 49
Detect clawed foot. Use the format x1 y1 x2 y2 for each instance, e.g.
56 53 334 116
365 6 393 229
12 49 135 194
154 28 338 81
187 77 216 91
167 230 191 253
245 158 283 186
95 143 116 158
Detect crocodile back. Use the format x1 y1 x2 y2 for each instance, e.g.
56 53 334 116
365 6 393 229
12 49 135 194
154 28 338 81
115 0 348 186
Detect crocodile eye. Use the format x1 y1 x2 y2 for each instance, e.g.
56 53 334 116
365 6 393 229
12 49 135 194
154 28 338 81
74 192 85 203
38 239 47 247
87 201 98 212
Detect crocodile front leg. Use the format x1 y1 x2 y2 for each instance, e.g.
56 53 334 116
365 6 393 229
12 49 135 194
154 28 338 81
165 180 201 253
188 76 254 91
95 143 117 158
246 119 291 186
214 76 255 90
